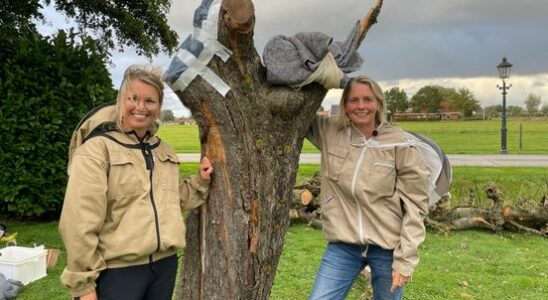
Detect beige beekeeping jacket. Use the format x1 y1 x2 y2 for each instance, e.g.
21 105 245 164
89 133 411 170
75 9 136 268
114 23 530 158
307 116 430 276
59 129 209 297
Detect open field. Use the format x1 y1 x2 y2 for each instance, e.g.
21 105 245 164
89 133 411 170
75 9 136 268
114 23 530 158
158 119 548 154
271 225 548 300
180 164 548 206
10 223 548 300
8 166 547 299
397 119 548 154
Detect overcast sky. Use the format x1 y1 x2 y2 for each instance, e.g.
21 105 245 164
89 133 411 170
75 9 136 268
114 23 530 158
41 0 548 117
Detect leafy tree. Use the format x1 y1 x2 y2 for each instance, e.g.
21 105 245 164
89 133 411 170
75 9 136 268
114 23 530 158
486 104 521 117
410 85 444 113
542 103 548 116
1 0 178 57
0 0 179 219
384 87 408 112
507 105 523 117
160 109 175 123
0 0 43 34
487 104 502 112
0 29 116 219
484 104 502 118
438 86 458 111
524 93 541 117
484 104 501 118
449 88 481 117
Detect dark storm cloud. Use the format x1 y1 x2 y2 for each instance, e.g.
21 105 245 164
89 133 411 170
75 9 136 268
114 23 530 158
255 0 548 80
39 0 548 115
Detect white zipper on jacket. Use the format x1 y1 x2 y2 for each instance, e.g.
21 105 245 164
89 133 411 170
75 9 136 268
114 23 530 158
351 145 367 244
347 123 388 244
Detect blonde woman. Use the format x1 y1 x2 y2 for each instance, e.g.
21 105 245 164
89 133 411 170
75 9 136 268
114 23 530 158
59 65 212 300
307 76 430 300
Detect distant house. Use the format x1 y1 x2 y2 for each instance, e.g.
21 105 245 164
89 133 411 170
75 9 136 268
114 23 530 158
439 111 461 120
393 111 460 121
318 102 460 120
317 110 330 117
394 99 460 121
175 117 196 125
316 104 340 117
438 99 460 120
439 99 452 112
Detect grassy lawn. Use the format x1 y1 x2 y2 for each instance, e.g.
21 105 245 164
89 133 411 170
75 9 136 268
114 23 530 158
8 223 548 300
7 166 548 299
158 119 548 154
271 225 548 300
398 119 548 154
157 123 201 153
183 163 548 207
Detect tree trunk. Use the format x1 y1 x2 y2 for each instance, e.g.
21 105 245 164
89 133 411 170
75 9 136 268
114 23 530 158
174 18 325 300
174 1 384 298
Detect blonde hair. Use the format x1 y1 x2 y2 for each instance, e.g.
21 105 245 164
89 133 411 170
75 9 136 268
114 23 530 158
336 75 387 130
115 65 164 133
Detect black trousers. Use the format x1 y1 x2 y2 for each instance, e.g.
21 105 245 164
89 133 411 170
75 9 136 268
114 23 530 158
95 254 178 300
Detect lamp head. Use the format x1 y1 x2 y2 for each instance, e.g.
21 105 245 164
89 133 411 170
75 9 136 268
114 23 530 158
497 57 513 79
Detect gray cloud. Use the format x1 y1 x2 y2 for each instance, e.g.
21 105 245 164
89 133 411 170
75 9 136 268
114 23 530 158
162 0 548 80
163 0 548 115
38 0 548 116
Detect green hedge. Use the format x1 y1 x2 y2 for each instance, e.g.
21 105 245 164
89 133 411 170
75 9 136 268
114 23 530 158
0 29 116 219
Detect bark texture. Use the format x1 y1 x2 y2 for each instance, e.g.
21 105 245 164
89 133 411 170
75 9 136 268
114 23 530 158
175 1 384 299
174 15 325 300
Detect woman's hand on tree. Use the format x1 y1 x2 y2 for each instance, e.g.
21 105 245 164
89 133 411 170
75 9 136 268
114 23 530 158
199 156 213 181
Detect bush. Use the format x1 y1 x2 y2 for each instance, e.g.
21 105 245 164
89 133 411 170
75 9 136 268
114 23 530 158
0 29 116 219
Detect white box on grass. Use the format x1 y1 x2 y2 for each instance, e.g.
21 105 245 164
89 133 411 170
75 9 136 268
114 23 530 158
0 246 47 285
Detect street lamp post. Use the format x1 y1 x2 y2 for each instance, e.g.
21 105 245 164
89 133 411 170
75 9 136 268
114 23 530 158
497 57 512 154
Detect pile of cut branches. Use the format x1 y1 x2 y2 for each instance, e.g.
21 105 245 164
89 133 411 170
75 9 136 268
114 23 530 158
290 173 548 237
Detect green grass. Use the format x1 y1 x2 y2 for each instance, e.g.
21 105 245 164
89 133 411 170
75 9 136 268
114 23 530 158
157 124 201 153
2 222 67 300
398 119 548 154
271 225 548 300
406 230 548 300
157 119 548 154
8 166 548 299
449 166 548 207
271 225 368 299
185 163 548 206
295 165 548 206
10 224 547 300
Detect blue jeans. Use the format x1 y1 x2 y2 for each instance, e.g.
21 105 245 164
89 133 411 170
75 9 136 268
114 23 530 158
309 242 403 300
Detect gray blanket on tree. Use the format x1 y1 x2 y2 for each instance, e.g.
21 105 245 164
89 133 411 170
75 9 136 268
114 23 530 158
262 21 363 88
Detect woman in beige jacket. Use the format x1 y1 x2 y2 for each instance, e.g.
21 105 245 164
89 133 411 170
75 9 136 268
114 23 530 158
307 76 430 300
59 65 213 300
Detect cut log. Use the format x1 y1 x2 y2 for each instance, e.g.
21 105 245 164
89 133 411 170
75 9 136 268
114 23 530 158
293 189 314 206
292 179 547 237
301 190 313 206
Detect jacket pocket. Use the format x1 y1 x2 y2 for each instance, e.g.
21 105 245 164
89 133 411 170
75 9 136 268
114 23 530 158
368 161 396 197
326 146 348 181
156 152 180 193
108 152 141 199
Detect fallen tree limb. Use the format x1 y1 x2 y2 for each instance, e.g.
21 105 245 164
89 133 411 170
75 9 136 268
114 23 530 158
290 176 548 237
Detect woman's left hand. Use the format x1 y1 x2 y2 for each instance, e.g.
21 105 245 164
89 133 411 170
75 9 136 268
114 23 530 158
390 270 410 292
199 156 213 181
